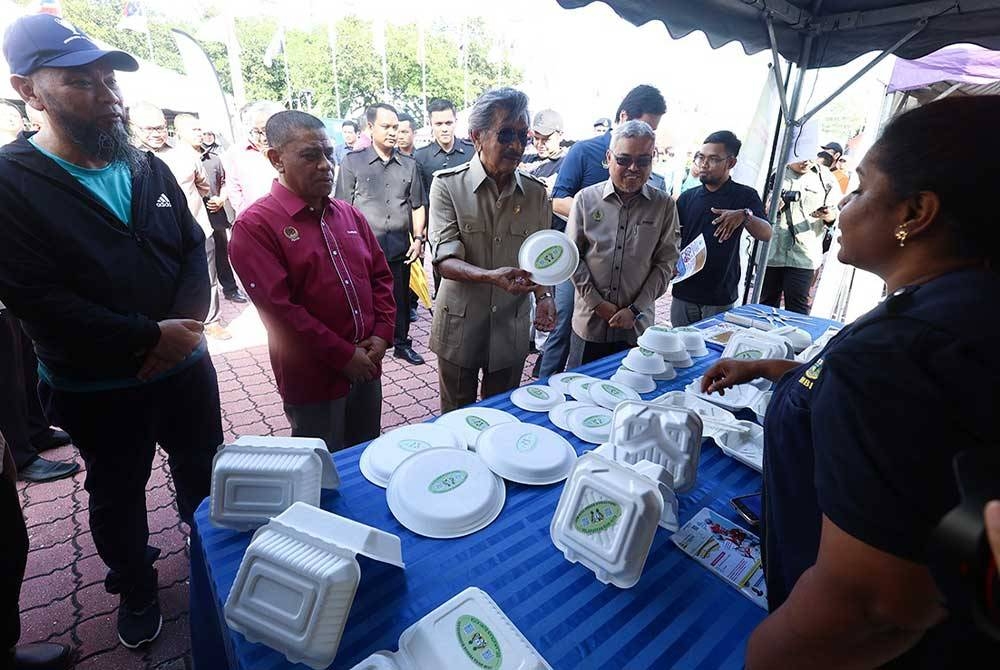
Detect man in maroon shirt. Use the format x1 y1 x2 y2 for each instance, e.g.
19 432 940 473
230 111 396 452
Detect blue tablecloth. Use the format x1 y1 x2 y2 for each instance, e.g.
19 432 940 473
189 307 841 670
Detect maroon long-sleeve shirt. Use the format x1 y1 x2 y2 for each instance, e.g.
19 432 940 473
230 181 396 404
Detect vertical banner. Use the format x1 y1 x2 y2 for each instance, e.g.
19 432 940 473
732 70 780 195
171 29 236 145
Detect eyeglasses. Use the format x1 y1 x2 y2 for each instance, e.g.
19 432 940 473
692 153 729 167
496 127 529 146
612 153 653 169
139 125 167 134
249 127 267 137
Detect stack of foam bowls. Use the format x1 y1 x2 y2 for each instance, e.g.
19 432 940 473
225 503 404 670
349 587 553 670
435 407 521 451
612 347 662 393
517 229 580 286
386 447 506 538
588 380 642 410
210 436 340 531
510 384 565 413
476 423 577 485
360 423 466 488
550 451 675 588
610 367 656 394
638 326 692 369
673 326 710 357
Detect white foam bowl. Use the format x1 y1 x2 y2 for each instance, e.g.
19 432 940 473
518 229 580 286
359 423 466 488
611 368 656 394
637 326 685 354
510 385 565 412
673 327 710 356
663 351 694 368
652 363 677 381
386 447 506 539
622 347 668 374
476 423 577 485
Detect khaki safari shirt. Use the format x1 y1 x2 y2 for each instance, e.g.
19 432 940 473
567 180 680 344
768 164 839 271
430 154 552 371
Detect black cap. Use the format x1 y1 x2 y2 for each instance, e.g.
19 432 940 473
821 141 844 155
3 14 139 77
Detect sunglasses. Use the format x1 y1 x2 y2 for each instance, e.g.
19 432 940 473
496 127 529 145
612 153 653 169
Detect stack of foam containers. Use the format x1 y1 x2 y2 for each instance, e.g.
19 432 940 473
721 330 793 361
210 435 341 531
225 502 404 670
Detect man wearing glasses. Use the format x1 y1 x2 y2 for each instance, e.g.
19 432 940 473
223 100 285 215
429 88 555 411
671 131 771 326
565 120 679 367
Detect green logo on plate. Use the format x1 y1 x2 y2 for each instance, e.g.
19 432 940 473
574 500 622 534
601 383 625 399
527 387 550 400
466 416 490 431
456 615 502 669
675 326 700 332
515 432 538 452
733 349 763 360
535 244 564 270
429 470 468 494
397 439 432 452
582 414 610 428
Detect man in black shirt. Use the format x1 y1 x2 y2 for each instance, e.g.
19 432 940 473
520 109 568 229
671 131 771 326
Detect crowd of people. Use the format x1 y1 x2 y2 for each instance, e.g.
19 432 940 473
0 12 998 670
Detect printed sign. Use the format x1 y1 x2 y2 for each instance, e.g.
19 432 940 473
671 233 707 284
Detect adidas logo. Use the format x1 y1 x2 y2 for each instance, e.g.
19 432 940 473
155 194 172 208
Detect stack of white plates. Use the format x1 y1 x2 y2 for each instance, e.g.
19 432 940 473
567 376 600 402
476 423 577 485
386 448 506 538
517 229 580 286
549 400 598 431
434 407 521 451
360 423 465 488
610 367 656 393
510 385 564 412
548 372 589 395
566 405 615 444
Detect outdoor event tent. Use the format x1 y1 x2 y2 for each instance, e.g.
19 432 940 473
556 0 1000 302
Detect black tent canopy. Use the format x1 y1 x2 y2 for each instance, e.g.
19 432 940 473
557 0 1000 302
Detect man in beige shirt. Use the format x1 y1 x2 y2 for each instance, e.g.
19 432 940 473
566 120 680 368
430 88 555 412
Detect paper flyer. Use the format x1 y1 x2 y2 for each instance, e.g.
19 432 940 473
671 234 707 284
671 507 768 609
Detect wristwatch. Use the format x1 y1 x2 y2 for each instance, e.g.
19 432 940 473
413 235 426 243
627 304 643 320
538 292 554 303
742 208 753 225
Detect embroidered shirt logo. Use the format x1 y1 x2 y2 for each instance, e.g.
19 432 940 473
155 194 172 208
799 357 824 390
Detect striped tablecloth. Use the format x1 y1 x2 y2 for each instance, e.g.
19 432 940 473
190 307 841 670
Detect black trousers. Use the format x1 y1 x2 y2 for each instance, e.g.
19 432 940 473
388 259 412 347
566 334 631 370
212 227 239 295
38 354 223 593
0 311 49 469
760 266 815 315
1 470 28 653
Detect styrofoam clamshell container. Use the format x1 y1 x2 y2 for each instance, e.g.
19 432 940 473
721 330 791 361
685 376 771 412
360 423 466 489
652 390 739 441
550 452 672 588
753 390 773 423
356 587 552 670
224 502 404 670
210 436 340 531
611 367 656 394
476 423 577 485
770 325 813 353
716 421 765 472
603 401 702 494
621 347 667 375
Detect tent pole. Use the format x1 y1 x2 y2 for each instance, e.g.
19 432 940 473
750 32 814 305
767 17 792 122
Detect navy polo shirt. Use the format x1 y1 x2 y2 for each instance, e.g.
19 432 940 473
672 178 765 306
552 132 670 200
762 267 1000 668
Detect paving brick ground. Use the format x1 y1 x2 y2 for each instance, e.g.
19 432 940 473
16 286 671 670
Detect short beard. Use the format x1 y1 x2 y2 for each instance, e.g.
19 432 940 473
51 106 148 176
700 174 721 186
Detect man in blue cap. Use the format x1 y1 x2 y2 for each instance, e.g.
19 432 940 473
0 14 223 654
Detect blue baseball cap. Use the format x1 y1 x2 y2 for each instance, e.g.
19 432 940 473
3 14 138 77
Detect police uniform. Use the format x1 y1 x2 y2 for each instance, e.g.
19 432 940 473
429 154 552 411
414 138 475 205
761 267 1000 668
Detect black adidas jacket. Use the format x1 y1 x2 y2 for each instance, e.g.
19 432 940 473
0 133 209 382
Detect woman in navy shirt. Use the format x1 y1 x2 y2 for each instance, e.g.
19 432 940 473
703 96 1000 669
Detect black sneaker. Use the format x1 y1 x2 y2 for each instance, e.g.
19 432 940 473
117 569 162 649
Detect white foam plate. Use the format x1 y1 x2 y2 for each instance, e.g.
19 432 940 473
476 423 577 485
549 400 597 432
435 407 521 451
567 376 600 402
510 385 564 412
360 423 466 488
589 380 642 410
610 368 656 394
716 421 765 472
517 229 580 286
386 448 506 539
567 406 614 444
685 376 770 411
548 372 589 395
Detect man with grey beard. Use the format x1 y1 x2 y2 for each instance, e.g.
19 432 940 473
0 14 223 653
